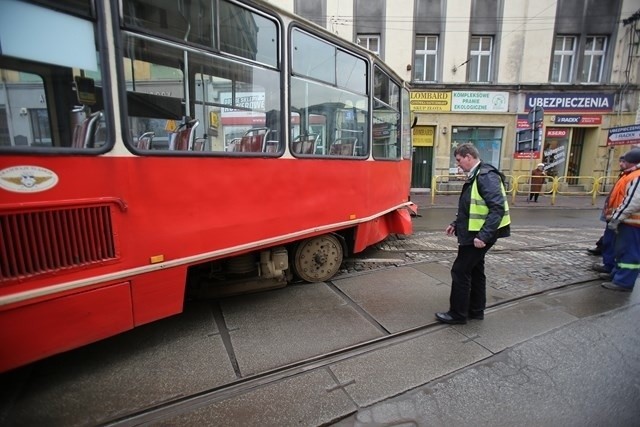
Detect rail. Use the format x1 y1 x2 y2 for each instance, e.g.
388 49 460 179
431 174 618 206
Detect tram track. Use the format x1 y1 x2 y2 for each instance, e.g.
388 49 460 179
102 276 599 427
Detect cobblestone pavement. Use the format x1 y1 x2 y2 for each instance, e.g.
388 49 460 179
339 227 603 299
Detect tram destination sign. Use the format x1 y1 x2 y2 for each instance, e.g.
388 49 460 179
607 124 640 146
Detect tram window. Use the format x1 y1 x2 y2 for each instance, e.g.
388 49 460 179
292 30 336 84
0 1 107 152
219 1 278 67
372 67 401 160
122 34 281 155
290 77 368 158
401 88 412 159
336 50 367 95
123 0 278 69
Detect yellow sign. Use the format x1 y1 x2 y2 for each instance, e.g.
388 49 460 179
413 126 434 146
165 120 178 132
410 91 452 112
209 112 219 129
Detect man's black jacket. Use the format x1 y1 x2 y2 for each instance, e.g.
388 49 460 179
452 162 511 245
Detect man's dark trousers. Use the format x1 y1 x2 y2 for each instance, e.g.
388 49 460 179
450 242 494 319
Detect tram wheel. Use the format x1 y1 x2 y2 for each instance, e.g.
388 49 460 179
293 234 343 282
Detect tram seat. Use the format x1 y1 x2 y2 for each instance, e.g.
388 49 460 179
137 131 155 150
293 134 318 154
169 119 199 150
226 137 241 152
72 111 103 148
192 137 207 151
329 137 357 156
264 140 280 153
239 127 270 152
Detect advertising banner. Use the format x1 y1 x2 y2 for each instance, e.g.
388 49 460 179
607 124 640 146
513 114 542 159
525 93 613 112
409 92 451 112
451 91 509 112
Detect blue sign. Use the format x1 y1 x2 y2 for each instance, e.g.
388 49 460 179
607 124 640 146
526 93 613 112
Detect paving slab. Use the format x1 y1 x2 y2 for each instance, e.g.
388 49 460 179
1 301 235 427
165 368 356 426
329 328 492 407
409 260 511 304
452 299 578 353
333 267 449 333
540 281 635 318
221 283 384 376
333 304 640 427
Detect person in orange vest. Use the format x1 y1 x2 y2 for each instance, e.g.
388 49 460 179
601 148 640 292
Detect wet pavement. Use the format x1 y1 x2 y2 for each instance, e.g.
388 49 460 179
1 194 639 427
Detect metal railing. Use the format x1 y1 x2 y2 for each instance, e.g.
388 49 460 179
431 174 618 206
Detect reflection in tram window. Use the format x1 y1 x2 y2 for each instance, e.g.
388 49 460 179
0 0 106 151
372 67 401 160
290 28 369 158
121 1 282 155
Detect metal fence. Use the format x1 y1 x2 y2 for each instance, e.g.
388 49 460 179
432 174 619 206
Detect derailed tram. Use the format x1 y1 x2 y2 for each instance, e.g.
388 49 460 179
0 0 414 372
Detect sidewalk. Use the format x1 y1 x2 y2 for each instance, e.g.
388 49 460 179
410 190 606 210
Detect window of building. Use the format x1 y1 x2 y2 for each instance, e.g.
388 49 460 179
357 34 380 55
468 36 492 83
414 35 438 82
581 36 606 83
551 36 576 83
450 127 503 170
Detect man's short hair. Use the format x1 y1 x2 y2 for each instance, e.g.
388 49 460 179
454 143 479 159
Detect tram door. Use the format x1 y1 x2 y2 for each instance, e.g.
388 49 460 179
411 126 434 188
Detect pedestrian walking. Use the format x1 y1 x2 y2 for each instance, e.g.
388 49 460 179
600 148 640 292
529 163 546 202
436 143 511 324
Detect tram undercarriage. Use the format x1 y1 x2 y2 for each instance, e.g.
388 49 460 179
187 233 348 298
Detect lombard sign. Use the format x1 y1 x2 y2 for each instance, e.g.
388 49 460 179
526 93 613 112
410 92 451 112
452 91 509 112
607 124 640 146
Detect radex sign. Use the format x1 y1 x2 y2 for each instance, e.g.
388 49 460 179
607 124 640 146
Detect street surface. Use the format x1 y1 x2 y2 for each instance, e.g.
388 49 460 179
1 203 638 426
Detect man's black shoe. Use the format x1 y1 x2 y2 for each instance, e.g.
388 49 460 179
468 311 484 320
587 247 602 256
435 312 467 325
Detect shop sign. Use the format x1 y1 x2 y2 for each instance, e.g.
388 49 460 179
552 114 602 125
513 114 542 159
607 124 640 146
410 91 451 112
546 128 568 138
412 126 434 146
525 93 613 112
451 91 509 112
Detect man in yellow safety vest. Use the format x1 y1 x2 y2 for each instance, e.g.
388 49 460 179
436 143 511 324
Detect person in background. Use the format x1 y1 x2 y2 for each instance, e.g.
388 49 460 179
529 163 546 202
591 155 629 275
435 143 511 324
600 148 640 292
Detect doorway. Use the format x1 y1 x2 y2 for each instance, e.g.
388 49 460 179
568 128 584 184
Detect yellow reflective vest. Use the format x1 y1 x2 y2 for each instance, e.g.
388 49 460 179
469 175 511 231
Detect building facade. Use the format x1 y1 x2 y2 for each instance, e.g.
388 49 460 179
266 0 640 188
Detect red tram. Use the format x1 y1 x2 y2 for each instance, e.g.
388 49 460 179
0 0 414 372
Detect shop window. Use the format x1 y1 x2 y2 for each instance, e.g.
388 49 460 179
451 127 503 170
